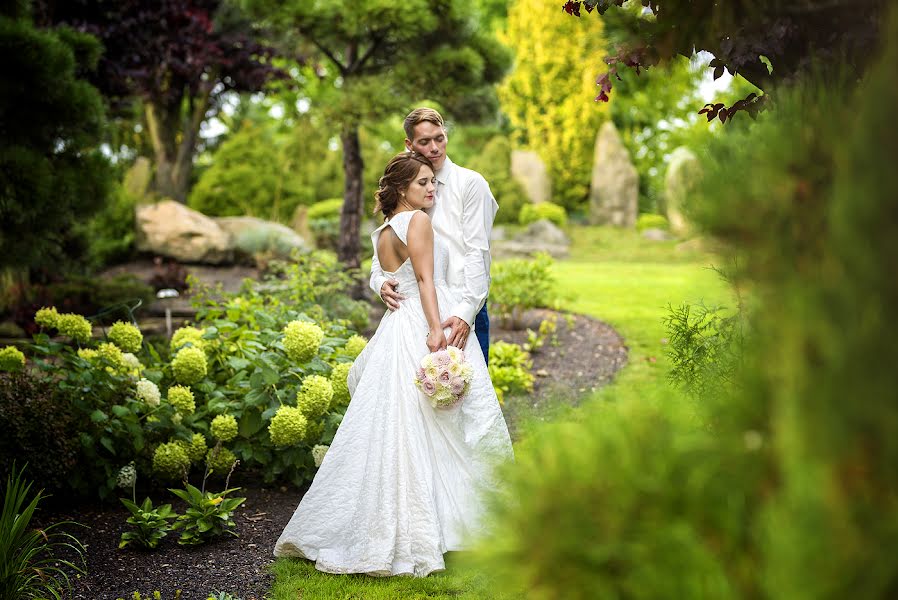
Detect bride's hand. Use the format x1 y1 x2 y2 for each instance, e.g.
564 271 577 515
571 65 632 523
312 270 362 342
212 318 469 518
427 327 447 353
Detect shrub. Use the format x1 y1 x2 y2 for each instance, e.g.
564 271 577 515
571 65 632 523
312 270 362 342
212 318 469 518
487 341 534 404
306 198 343 250
119 497 178 550
490 252 557 329
0 374 82 496
635 213 670 232
169 483 246 546
108 321 143 353
519 201 568 227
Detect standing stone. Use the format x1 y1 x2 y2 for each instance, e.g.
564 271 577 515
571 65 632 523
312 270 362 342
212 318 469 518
589 121 638 227
511 150 551 205
663 147 701 236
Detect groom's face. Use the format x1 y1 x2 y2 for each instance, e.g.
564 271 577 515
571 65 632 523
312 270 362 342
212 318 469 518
406 122 447 171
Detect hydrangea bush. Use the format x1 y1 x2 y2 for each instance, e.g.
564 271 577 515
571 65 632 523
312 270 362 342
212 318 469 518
9 251 369 498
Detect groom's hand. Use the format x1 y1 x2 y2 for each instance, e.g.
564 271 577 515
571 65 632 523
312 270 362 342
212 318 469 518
441 317 470 349
380 279 404 310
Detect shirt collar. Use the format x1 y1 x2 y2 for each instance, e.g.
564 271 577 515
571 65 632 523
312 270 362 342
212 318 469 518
435 156 454 185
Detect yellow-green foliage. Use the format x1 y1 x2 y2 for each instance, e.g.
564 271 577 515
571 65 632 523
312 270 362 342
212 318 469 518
499 0 610 211
107 321 143 353
519 202 567 227
636 213 670 232
0 346 25 371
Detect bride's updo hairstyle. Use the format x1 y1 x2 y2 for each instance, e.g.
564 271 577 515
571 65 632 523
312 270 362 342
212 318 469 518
373 151 434 219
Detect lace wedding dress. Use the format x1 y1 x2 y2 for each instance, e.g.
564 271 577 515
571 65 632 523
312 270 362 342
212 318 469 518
274 209 513 577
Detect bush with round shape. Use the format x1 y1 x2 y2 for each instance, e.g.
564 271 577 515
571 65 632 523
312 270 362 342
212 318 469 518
107 321 143 353
171 346 207 385
0 346 25 372
341 334 367 359
210 414 239 442
283 321 324 363
296 375 334 420
55 313 93 344
636 213 670 232
269 405 308 447
152 442 191 482
330 362 353 407
519 201 568 227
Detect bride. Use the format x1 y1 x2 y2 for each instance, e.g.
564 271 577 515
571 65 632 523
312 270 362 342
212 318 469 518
274 151 513 577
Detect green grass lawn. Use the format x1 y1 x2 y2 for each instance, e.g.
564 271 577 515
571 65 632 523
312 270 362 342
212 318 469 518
268 226 732 599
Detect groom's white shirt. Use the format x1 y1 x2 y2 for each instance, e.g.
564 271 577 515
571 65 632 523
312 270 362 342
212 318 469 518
369 156 498 326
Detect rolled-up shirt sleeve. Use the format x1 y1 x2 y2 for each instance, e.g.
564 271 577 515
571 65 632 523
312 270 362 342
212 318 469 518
369 247 388 303
450 174 497 326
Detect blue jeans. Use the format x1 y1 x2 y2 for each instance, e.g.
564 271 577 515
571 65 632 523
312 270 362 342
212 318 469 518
474 302 490 364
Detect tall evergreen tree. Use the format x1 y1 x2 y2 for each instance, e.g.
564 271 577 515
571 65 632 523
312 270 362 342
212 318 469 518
0 0 112 272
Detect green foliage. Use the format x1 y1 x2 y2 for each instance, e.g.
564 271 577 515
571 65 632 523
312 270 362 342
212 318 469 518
489 253 557 329
116 593 182 600
664 301 743 399
518 202 567 227
306 198 344 250
0 374 82 495
499 0 610 211
1 465 87 600
76 183 138 269
479 8 898 598
119 497 178 549
169 484 246 546
523 314 559 354
635 213 670 232
487 341 534 404
467 135 527 225
0 8 113 271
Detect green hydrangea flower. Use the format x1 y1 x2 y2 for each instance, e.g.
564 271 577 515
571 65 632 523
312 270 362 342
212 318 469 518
135 378 161 407
152 442 190 481
167 385 196 416
312 444 329 468
34 306 59 330
77 348 97 361
210 414 239 442
283 321 324 363
342 334 367 359
171 346 207 385
108 321 143 353
174 433 208 463
0 346 25 372
206 446 237 475
171 326 205 352
56 313 92 344
97 342 125 371
268 405 308 447
330 362 353 407
296 375 334 420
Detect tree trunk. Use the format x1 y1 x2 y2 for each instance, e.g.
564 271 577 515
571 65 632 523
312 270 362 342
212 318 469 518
338 125 364 271
144 88 211 203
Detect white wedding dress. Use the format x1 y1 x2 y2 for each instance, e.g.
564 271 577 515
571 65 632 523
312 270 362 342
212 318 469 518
274 209 513 577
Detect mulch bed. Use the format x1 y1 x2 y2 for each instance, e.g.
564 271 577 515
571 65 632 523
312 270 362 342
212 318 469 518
40 308 626 600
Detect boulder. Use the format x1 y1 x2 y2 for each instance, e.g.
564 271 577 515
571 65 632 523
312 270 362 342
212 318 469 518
215 216 309 259
135 200 233 264
641 228 675 241
589 121 638 227
663 147 701 236
511 150 551 205
492 219 570 259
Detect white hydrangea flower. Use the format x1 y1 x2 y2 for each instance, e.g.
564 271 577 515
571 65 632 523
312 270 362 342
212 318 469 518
116 462 137 489
136 378 161 407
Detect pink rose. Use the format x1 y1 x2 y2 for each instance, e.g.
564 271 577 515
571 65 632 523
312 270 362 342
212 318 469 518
416 367 426 381
435 350 450 366
438 369 451 384
422 377 436 396
449 376 465 396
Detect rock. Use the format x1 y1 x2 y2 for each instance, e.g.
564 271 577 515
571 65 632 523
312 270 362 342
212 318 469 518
589 121 638 227
511 150 551 205
663 147 701 236
641 227 674 241
135 200 234 264
214 216 309 259
492 219 570 259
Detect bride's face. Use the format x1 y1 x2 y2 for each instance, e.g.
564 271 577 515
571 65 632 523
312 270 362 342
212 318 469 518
403 164 436 210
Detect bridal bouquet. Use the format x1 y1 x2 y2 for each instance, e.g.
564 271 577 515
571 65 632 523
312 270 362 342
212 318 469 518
414 346 473 408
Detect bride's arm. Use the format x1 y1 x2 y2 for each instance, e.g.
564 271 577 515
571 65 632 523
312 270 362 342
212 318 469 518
407 211 447 352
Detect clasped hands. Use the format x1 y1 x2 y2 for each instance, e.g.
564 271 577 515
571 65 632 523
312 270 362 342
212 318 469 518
381 279 470 351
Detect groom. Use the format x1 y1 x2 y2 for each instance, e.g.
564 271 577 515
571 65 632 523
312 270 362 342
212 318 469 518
369 107 498 361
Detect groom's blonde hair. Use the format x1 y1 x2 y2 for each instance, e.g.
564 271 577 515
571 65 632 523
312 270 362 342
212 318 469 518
403 108 445 141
